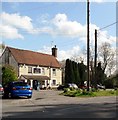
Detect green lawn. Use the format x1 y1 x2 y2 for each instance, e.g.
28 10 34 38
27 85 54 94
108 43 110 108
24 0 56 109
61 88 118 97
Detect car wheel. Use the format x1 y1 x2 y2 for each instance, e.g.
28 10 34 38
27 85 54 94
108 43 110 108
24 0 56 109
3 93 9 99
8 93 14 98
10 94 15 98
27 96 32 99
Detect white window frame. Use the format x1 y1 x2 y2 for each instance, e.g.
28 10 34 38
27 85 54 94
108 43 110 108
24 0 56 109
28 66 32 73
52 80 56 86
52 68 56 76
42 68 45 75
33 68 41 74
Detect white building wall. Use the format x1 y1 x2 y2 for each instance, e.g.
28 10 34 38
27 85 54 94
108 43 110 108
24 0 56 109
19 65 62 87
50 68 62 87
19 64 29 76
19 65 49 76
1 48 62 88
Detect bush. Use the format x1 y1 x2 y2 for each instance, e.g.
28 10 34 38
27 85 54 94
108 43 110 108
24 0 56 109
91 88 98 92
108 90 115 94
81 90 95 96
63 88 96 97
64 88 70 93
2 65 17 86
104 79 114 89
62 88 117 97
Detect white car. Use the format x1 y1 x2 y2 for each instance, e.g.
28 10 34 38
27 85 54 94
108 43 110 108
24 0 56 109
68 83 78 89
97 84 105 90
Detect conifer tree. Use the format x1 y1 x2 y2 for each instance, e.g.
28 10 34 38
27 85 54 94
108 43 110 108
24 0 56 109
65 59 70 84
78 62 87 86
70 60 75 83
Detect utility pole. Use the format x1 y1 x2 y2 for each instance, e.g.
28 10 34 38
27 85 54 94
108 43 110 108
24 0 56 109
87 0 90 91
94 29 97 89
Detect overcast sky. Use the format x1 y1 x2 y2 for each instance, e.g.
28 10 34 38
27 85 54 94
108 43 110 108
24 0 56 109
0 0 116 62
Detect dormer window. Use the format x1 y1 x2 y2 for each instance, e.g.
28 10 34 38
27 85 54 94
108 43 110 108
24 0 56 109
42 68 45 75
52 69 56 76
34 68 41 74
28 67 32 73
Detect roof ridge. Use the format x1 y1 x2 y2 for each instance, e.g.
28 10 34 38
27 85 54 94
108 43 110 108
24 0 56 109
6 46 60 68
7 46 54 57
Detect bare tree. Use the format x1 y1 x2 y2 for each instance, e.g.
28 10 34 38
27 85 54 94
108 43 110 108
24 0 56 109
70 47 87 63
107 59 116 76
71 55 85 63
98 42 115 75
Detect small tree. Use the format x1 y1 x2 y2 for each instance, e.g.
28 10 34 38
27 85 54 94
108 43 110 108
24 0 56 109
2 65 17 86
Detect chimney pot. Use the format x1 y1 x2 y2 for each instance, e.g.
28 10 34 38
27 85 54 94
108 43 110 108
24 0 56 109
52 45 57 57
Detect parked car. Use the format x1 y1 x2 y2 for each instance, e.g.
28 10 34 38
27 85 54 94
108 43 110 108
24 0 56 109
78 85 86 89
3 81 33 98
78 85 92 89
97 84 105 90
57 85 65 90
71 83 78 89
0 84 4 95
57 83 78 90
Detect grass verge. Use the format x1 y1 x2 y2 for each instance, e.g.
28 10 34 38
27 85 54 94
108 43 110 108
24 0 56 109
61 88 118 97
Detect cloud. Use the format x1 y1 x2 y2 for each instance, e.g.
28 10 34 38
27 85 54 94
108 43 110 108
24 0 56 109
1 12 116 47
52 13 115 47
0 24 24 39
97 31 116 45
38 46 51 55
59 47 86 63
0 12 38 39
1 12 37 33
38 45 84 62
37 13 116 63
52 13 87 38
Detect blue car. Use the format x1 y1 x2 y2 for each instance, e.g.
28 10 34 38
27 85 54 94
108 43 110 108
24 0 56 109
4 81 33 98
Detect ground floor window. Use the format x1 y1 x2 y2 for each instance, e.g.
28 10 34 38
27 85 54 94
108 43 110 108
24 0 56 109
52 80 56 86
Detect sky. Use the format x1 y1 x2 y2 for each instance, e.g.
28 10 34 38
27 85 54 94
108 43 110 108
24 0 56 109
0 0 117 63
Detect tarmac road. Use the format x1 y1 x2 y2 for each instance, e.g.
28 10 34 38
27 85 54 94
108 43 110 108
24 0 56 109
1 90 117 118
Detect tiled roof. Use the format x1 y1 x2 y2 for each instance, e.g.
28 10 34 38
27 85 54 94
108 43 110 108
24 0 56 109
7 47 61 68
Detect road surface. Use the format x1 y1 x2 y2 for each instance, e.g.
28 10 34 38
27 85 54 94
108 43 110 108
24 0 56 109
1 90 117 118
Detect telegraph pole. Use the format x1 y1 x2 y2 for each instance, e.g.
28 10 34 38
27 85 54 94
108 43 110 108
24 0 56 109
94 29 97 89
87 0 90 91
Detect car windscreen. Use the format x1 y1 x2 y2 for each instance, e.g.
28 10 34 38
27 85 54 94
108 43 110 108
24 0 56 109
13 82 28 86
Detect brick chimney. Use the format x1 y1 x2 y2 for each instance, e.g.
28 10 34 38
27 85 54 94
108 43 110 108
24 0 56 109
52 45 57 57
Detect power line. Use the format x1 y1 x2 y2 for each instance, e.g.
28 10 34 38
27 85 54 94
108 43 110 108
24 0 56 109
99 21 117 31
